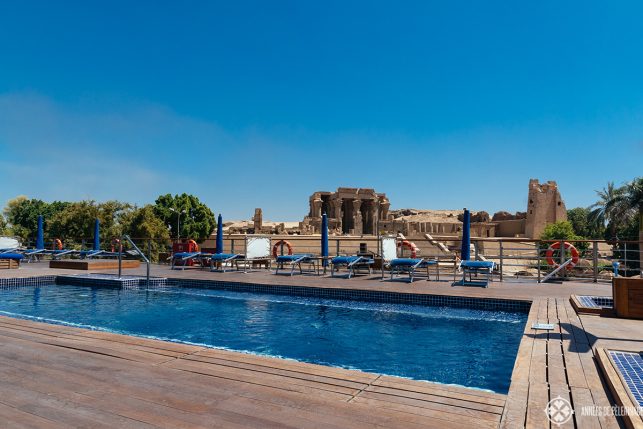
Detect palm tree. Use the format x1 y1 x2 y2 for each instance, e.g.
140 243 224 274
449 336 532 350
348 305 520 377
588 182 627 239
593 178 643 272
622 177 643 240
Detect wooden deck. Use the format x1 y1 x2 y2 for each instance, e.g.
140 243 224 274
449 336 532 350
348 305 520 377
501 297 629 429
0 316 505 429
1 263 642 428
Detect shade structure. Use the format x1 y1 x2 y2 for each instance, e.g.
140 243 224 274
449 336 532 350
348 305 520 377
93 218 100 251
460 208 471 261
215 214 223 254
321 213 329 267
36 215 44 250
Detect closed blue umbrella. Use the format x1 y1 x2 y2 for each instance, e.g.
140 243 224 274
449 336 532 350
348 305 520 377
321 213 329 267
36 215 44 250
460 208 471 261
216 214 223 254
93 218 100 251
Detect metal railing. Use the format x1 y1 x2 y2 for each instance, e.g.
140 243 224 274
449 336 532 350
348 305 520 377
118 235 151 286
12 232 642 284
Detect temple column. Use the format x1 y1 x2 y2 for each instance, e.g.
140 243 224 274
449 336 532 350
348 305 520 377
312 197 322 218
352 199 363 235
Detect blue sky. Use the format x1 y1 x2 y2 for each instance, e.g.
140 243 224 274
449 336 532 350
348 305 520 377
1 1 641 220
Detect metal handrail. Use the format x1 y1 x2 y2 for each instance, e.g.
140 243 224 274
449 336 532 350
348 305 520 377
118 235 150 287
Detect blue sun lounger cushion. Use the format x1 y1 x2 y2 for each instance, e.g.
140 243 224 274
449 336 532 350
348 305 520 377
170 252 210 270
275 254 313 263
459 260 495 287
388 258 439 282
331 256 362 265
210 253 239 261
275 254 318 276
390 258 434 267
209 253 241 272
173 252 201 259
0 253 24 260
331 255 374 278
460 260 494 269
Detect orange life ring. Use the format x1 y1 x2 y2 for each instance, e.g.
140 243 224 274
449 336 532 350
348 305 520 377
53 238 63 250
272 240 293 258
188 239 199 252
397 240 418 258
111 238 120 252
545 241 579 269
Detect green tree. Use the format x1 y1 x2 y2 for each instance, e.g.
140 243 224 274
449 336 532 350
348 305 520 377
567 207 604 239
48 200 134 247
97 200 134 239
154 193 215 242
588 182 629 240
620 177 643 242
2 196 70 242
608 177 643 272
540 220 588 255
540 221 582 242
49 201 99 246
0 215 7 235
121 205 170 262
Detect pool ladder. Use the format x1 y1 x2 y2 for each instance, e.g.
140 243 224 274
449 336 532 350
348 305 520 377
117 235 151 287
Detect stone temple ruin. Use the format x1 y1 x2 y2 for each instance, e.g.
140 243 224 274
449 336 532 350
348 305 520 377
298 180 566 239
222 179 567 239
299 188 390 235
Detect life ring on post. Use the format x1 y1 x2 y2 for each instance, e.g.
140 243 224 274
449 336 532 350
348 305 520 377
545 241 579 269
397 240 418 258
188 239 199 252
111 238 120 253
53 238 63 250
272 240 293 258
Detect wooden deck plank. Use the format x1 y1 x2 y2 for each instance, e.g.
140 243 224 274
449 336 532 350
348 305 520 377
363 385 504 414
525 382 549 429
351 395 499 429
569 387 602 429
500 299 543 429
0 315 505 429
0 402 69 429
372 378 506 406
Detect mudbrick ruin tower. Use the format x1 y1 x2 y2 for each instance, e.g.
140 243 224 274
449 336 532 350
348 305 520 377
524 179 567 238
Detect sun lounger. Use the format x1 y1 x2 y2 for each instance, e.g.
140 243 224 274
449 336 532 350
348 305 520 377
331 255 374 278
275 254 319 276
380 236 439 282
458 260 495 287
0 253 24 269
209 253 241 272
50 249 78 260
209 236 271 273
171 252 216 270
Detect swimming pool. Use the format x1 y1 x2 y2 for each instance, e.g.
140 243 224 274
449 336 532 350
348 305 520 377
0 284 527 393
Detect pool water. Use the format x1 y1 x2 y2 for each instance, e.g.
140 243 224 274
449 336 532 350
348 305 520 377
0 285 527 393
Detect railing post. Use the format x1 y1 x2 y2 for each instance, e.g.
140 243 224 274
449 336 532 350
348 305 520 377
592 241 598 283
560 240 566 280
117 236 123 278
537 241 541 283
624 243 628 277
231 238 234 254
147 239 151 288
336 239 340 256
499 240 504 282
